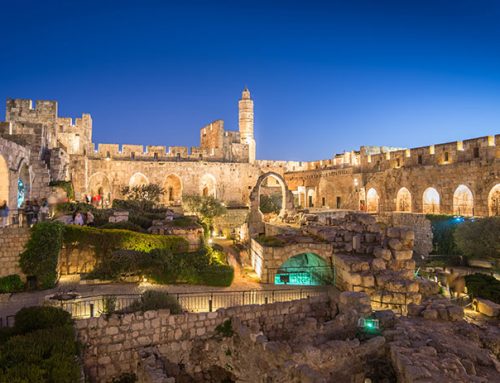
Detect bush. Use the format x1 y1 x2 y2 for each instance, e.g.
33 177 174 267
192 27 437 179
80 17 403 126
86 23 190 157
122 290 183 314
55 201 95 215
0 274 24 293
19 222 65 289
454 217 500 260
260 193 282 214
465 273 500 304
426 215 465 255
63 225 188 258
0 325 79 382
99 221 146 233
14 306 73 334
0 307 79 382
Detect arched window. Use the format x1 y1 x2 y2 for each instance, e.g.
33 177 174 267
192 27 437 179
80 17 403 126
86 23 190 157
396 187 412 212
422 187 440 214
366 188 379 213
164 174 182 205
129 173 149 188
453 185 473 216
488 184 500 216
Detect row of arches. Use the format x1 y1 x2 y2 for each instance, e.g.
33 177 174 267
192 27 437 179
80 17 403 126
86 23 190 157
87 172 218 205
366 184 500 216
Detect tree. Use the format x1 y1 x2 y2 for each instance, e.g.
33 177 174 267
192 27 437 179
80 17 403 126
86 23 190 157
183 195 226 228
454 217 500 260
260 193 282 214
120 184 164 211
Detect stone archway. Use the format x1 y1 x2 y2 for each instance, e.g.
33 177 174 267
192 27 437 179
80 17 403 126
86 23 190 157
200 174 217 198
88 172 112 205
488 184 500 216
366 188 379 213
453 184 474 216
423 187 440 214
164 174 182 205
248 172 295 236
273 252 333 286
129 172 149 188
0 154 8 207
396 187 412 212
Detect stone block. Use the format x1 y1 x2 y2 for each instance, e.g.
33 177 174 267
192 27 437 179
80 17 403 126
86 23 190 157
388 239 403 251
371 258 386 271
447 305 464 321
422 309 438 320
386 227 400 238
392 250 413 261
374 248 392 261
473 298 500 318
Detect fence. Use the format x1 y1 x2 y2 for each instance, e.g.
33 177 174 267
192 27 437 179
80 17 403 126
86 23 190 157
46 287 329 319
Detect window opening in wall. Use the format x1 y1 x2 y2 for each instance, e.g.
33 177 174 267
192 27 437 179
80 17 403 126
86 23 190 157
444 152 449 162
336 196 341 209
154 152 158 160
473 147 479 158
418 154 423 165
131 152 135 159
396 158 401 167
176 153 181 159
322 197 326 207
106 151 110 159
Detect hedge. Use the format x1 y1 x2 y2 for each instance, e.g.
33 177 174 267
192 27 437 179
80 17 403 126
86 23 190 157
98 221 146 233
454 217 500 260
19 222 65 289
0 307 79 383
0 274 24 293
90 247 234 287
63 225 189 257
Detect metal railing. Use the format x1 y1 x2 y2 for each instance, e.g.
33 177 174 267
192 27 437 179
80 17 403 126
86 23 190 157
46 287 328 319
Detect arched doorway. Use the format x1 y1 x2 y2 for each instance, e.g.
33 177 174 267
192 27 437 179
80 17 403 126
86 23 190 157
366 188 379 213
0 154 9 207
453 185 474 216
258 175 285 221
129 172 149 188
422 187 440 214
200 174 217 198
88 172 112 206
488 184 500 216
164 174 182 205
274 253 333 286
18 163 30 208
396 187 412 212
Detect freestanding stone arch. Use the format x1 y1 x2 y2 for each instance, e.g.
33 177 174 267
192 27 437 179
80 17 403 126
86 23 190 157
248 172 295 237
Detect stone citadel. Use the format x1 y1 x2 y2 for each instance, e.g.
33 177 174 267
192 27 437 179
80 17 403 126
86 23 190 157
0 88 499 225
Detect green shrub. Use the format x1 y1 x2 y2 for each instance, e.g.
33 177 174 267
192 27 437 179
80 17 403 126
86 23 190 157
0 274 24 293
129 213 153 229
215 319 233 337
465 273 500 304
260 193 282 214
99 221 146 233
0 325 79 382
14 306 73 334
122 290 183 314
55 201 95 215
19 222 65 289
63 225 188 257
426 215 465 255
454 217 500 260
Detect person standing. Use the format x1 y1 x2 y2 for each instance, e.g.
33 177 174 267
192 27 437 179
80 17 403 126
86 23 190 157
40 199 49 222
32 199 40 225
86 210 95 226
0 200 9 227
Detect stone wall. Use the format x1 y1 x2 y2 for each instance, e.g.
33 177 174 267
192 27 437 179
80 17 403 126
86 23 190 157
58 246 96 276
377 212 433 256
76 292 359 382
0 227 29 279
212 207 249 239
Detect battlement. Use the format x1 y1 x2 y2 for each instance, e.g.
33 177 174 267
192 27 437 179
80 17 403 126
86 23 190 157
6 98 58 123
91 142 249 163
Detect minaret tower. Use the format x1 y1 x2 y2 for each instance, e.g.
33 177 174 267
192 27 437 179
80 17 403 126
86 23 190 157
239 87 256 163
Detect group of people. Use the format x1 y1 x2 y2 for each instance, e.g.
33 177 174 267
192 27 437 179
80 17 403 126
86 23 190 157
71 210 94 226
22 199 50 227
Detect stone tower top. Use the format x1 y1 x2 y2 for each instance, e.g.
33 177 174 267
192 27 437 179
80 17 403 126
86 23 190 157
239 87 255 163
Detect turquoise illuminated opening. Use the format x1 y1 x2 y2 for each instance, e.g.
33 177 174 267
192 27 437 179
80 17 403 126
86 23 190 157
17 178 26 208
274 253 333 286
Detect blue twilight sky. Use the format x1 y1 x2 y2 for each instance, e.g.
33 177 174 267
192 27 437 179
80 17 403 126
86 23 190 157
0 0 499 161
